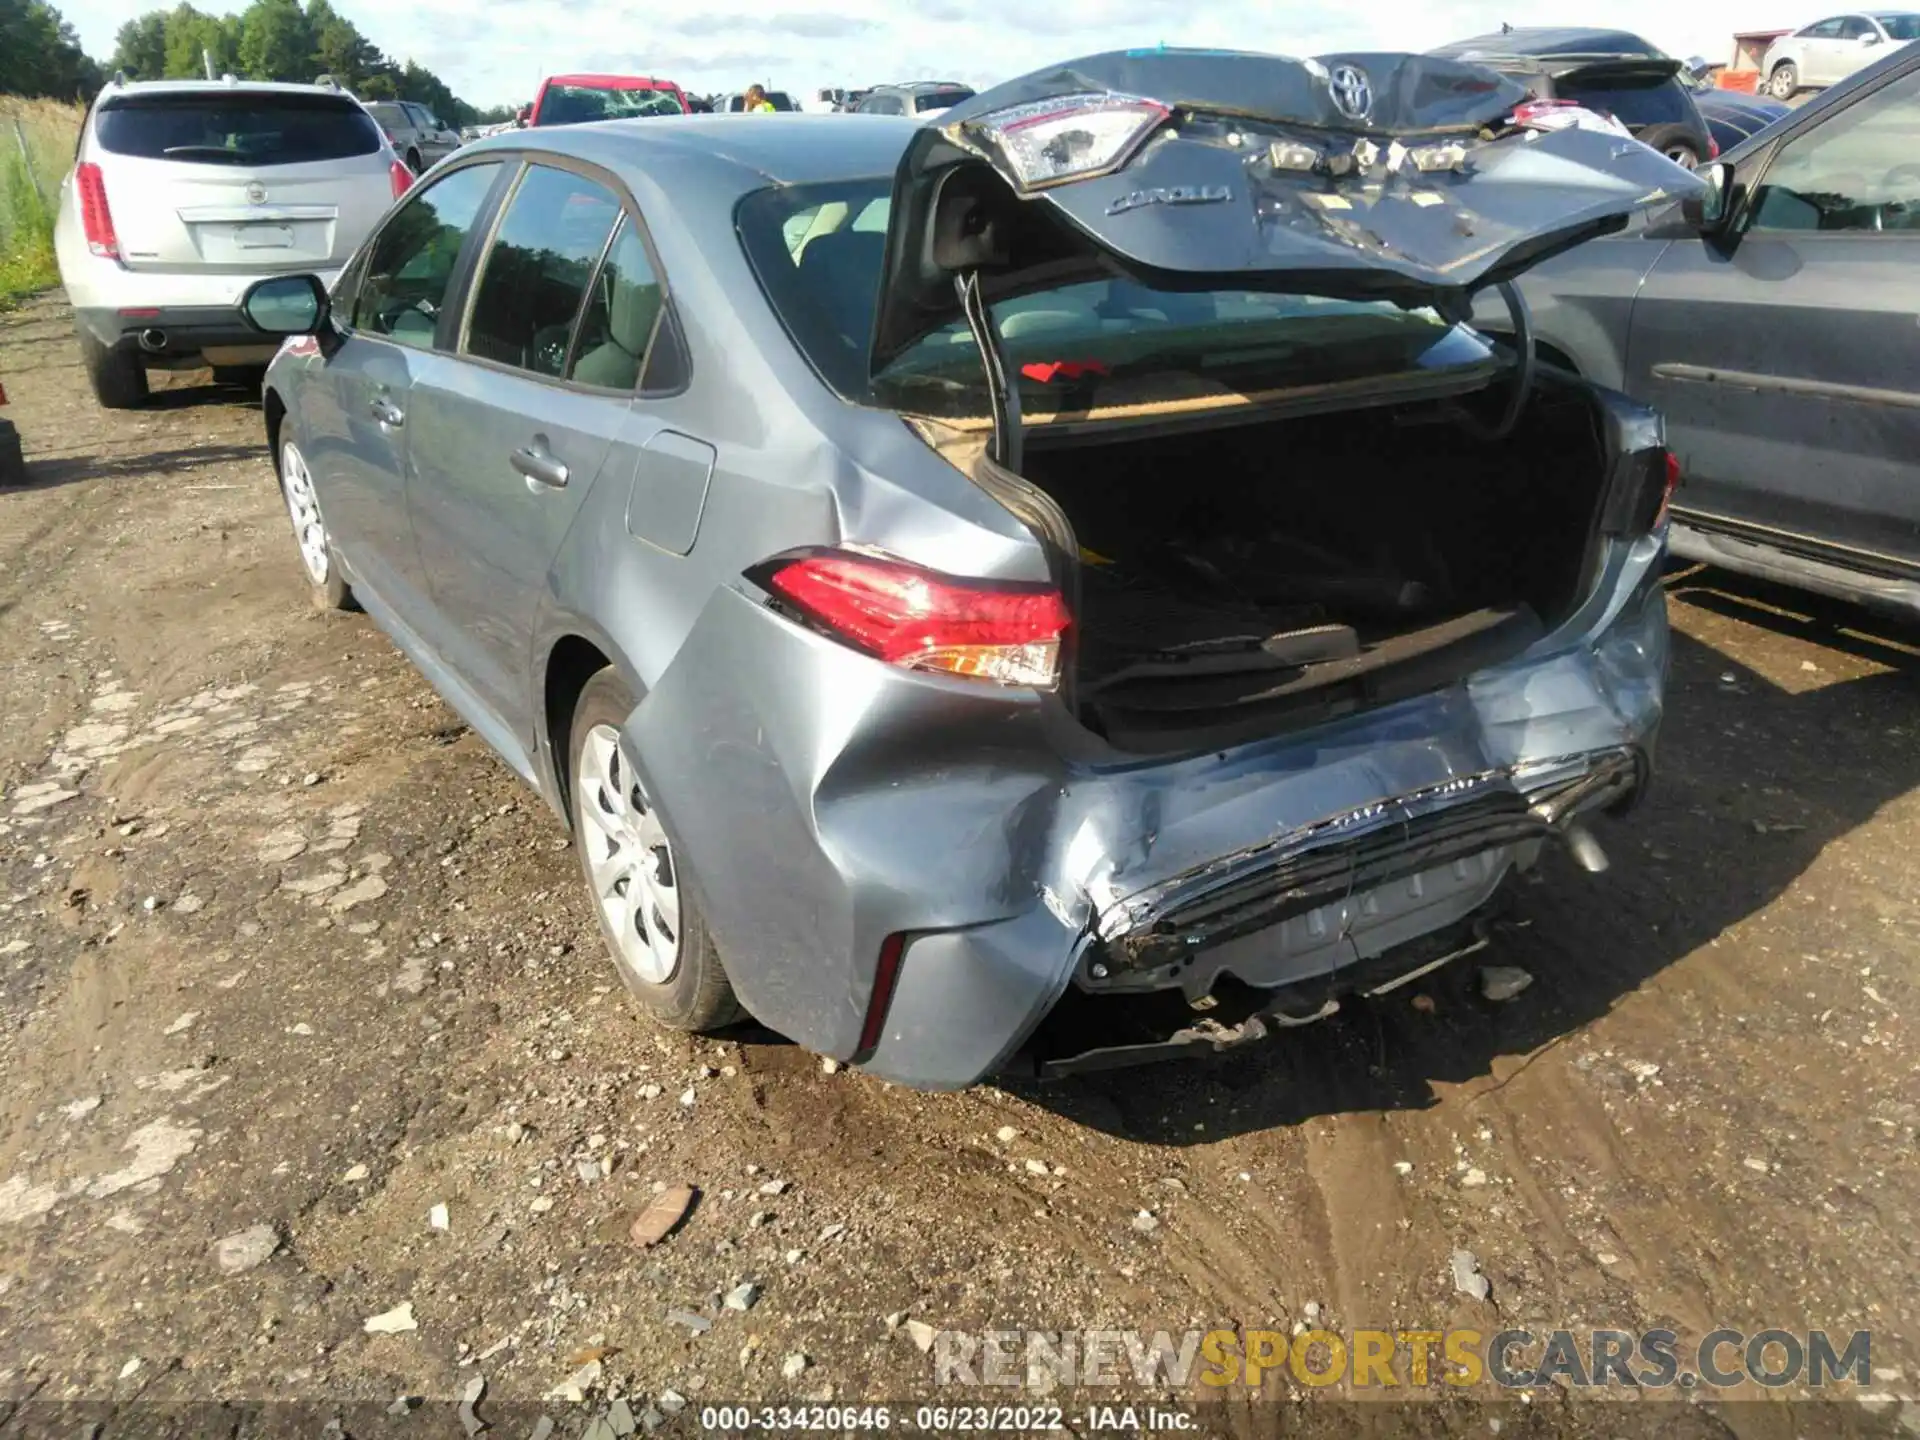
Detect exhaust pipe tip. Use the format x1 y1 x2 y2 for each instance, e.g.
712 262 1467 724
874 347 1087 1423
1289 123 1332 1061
1564 822 1611 874
137 328 167 354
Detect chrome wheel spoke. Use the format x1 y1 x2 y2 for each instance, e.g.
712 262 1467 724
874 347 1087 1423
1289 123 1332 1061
281 442 330 585
575 722 681 987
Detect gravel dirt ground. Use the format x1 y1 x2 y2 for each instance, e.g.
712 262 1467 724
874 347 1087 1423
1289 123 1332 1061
1 291 1916 1439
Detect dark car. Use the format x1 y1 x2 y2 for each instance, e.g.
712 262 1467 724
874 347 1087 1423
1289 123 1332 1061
1682 60 1794 151
1508 40 1920 617
1433 27 1718 167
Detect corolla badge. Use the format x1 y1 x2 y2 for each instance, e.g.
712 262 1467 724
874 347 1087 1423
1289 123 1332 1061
1106 184 1232 216
1329 64 1373 122
245 182 268 204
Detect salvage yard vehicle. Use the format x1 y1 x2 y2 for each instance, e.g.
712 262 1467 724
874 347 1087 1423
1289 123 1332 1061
241 51 1696 1089
1508 40 1920 618
1760 11 1920 98
54 76 414 410
525 74 689 126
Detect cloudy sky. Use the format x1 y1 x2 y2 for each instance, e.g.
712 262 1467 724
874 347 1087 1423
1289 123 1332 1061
60 0 1807 106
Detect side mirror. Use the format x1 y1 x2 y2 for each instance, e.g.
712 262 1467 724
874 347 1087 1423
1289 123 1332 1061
1862 30 1883 44
1682 161 1736 234
242 274 328 335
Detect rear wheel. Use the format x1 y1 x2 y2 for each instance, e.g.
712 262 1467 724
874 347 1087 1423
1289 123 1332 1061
277 437 354 611
77 327 148 410
568 668 740 1033
1769 61 1799 99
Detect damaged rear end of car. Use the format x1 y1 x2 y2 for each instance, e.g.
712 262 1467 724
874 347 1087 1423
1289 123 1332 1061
639 48 1699 1088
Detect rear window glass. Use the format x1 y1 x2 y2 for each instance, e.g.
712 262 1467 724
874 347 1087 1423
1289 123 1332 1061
914 88 974 113
536 84 684 124
737 179 1493 417
95 92 383 166
1555 73 1691 126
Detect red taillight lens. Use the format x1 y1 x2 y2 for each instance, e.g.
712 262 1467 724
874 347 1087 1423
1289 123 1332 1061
389 159 414 198
75 162 118 259
1656 450 1681 528
856 933 907 1057
759 548 1070 689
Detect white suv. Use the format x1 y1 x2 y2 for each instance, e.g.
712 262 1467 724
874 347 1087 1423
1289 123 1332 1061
55 76 412 409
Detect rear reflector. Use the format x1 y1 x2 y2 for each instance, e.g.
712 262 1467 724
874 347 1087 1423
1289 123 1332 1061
389 159 415 198
757 547 1070 689
856 933 907 1056
1656 450 1681 528
75 163 118 260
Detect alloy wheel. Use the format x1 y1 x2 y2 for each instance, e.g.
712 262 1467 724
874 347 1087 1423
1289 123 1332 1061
1665 144 1700 170
280 440 330 586
576 723 681 985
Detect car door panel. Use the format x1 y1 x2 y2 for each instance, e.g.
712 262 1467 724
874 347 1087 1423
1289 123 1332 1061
1627 63 1920 567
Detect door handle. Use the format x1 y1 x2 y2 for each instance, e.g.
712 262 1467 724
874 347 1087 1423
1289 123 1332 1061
369 396 405 428
511 438 570 489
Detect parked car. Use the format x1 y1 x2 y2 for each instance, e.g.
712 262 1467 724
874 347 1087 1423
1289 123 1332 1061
1682 59 1794 150
854 81 976 118
525 74 689 126
722 90 797 112
1760 12 1920 98
364 100 461 173
53 76 413 410
1432 28 1718 167
240 50 1692 1089
1507 40 1920 616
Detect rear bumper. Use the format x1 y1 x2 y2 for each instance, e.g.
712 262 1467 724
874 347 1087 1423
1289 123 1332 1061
71 265 341 363
627 538 1670 1092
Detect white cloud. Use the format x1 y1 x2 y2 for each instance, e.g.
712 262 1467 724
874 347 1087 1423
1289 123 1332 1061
62 0 1812 107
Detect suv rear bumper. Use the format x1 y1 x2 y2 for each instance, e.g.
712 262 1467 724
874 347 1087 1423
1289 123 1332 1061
68 264 342 366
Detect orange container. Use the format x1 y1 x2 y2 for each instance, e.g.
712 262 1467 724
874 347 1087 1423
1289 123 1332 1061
1718 70 1760 93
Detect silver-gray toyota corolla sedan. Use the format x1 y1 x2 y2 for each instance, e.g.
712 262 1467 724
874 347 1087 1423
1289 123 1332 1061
241 50 1699 1090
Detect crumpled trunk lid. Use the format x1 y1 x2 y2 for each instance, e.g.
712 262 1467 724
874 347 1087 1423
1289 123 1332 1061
871 47 1706 368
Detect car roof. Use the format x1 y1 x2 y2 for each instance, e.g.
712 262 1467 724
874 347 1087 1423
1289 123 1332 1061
875 80 972 93
100 78 361 98
1432 27 1664 59
466 112 918 188
547 73 677 88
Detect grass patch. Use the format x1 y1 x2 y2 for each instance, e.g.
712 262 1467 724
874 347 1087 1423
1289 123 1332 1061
0 98 81 311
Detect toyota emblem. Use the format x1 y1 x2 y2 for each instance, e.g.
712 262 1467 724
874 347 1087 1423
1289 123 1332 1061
1329 65 1373 123
245 182 268 204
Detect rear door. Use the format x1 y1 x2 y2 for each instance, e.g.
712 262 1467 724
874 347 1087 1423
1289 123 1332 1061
1802 18 1851 84
92 89 391 276
303 160 505 615
1628 60 1920 566
406 159 662 743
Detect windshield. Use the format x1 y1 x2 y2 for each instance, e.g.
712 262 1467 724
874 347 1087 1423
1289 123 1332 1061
737 179 1495 418
1555 72 1691 125
1876 13 1920 37
537 84 684 124
95 92 383 166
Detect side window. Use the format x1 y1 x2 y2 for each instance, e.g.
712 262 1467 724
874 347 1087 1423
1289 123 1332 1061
1806 18 1846 37
1750 67 1920 232
351 162 501 347
1838 16 1873 38
464 164 621 378
568 218 666 390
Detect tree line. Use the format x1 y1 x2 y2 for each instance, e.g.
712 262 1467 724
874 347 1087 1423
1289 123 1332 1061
0 0 486 128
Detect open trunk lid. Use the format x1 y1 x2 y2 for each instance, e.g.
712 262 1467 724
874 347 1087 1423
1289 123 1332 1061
870 47 1706 369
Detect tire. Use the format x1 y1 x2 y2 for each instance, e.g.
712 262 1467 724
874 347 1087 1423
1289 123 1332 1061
568 667 741 1033
275 436 355 611
77 327 148 410
1644 128 1702 170
1769 62 1798 100
0 418 24 488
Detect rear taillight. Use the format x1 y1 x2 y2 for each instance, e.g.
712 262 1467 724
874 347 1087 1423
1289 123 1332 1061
1708 137 1721 160
75 162 118 260
757 547 1070 689
389 160 414 198
856 933 907 1057
1656 450 1681 528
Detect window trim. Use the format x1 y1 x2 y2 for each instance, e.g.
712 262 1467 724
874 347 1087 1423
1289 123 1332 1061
446 150 690 398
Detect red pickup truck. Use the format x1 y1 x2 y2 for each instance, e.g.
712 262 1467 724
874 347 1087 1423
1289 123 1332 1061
522 74 689 127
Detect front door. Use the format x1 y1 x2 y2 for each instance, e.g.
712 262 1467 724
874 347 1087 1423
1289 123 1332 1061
304 160 504 613
1629 62 1920 569
406 161 672 746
